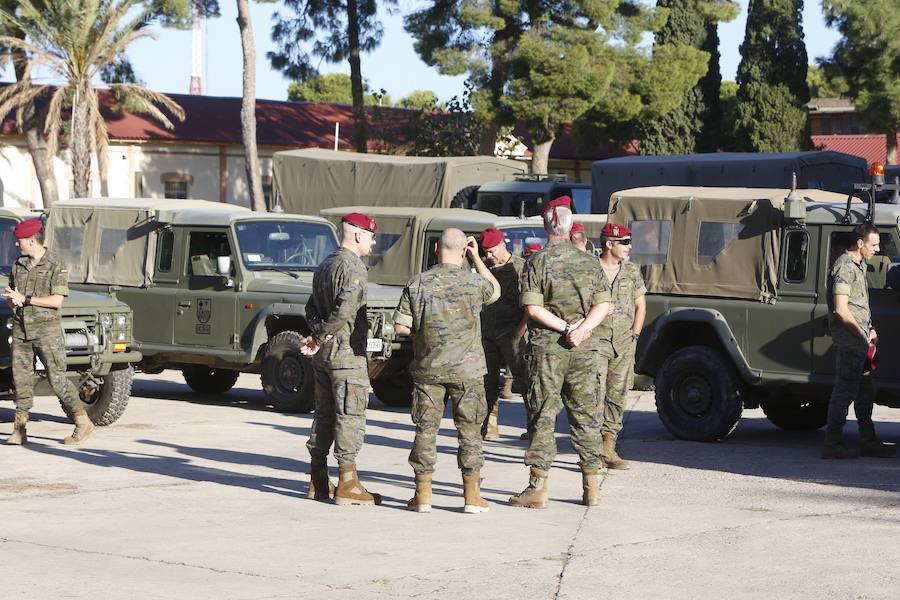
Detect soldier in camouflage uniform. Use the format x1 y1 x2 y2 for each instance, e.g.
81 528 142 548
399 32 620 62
596 223 646 470
4 219 93 446
510 197 612 509
823 223 895 459
570 223 588 252
302 212 382 505
394 228 500 514
479 227 527 440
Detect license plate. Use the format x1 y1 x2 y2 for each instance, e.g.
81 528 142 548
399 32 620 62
366 338 383 352
35 357 45 371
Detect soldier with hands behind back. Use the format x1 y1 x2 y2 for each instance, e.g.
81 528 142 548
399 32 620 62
394 229 500 514
302 212 382 505
4 219 93 446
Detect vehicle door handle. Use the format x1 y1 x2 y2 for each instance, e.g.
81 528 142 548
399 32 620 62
178 300 192 308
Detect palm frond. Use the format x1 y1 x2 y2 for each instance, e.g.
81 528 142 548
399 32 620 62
0 85 46 126
44 86 71 157
108 83 186 128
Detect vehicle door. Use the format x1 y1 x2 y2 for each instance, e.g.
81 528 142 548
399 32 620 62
175 228 238 348
121 227 178 345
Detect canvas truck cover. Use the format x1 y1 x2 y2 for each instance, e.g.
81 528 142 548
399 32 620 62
273 148 527 213
607 186 846 303
592 151 867 214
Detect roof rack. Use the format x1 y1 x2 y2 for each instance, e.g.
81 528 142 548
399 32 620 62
513 173 568 183
841 169 900 225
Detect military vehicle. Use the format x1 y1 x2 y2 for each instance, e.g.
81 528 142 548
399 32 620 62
0 208 139 425
592 151 868 214
607 177 900 441
44 198 341 413
474 175 592 215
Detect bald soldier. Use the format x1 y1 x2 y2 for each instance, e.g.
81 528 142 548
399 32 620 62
510 196 612 509
394 229 500 514
302 212 381 506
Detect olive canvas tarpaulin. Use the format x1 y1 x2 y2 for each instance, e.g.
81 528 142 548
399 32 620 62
608 187 847 303
272 148 527 214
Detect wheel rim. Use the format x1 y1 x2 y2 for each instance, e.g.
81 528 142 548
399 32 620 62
674 374 713 416
276 356 303 393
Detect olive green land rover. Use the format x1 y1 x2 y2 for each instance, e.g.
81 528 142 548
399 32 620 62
45 198 341 412
0 208 139 425
607 185 900 441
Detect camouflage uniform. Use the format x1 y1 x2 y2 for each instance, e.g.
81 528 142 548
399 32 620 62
481 254 527 418
10 251 83 414
520 239 611 471
394 263 498 475
826 253 874 436
596 261 646 434
305 247 370 467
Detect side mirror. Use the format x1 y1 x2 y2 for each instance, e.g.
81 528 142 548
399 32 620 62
216 255 232 276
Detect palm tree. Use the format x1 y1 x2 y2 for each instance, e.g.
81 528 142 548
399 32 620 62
0 0 185 199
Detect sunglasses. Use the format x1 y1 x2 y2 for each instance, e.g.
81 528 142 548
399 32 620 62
613 238 631 246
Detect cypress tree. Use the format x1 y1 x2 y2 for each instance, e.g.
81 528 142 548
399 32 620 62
734 0 811 152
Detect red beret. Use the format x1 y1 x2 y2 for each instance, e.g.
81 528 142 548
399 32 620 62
480 227 505 250
865 342 878 374
14 218 43 239
543 195 572 214
570 223 585 235
525 242 543 252
342 212 377 233
601 223 631 239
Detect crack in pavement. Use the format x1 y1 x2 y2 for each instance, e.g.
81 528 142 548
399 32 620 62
0 481 192 502
0 536 292 581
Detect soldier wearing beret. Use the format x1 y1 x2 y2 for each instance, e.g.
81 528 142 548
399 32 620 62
510 196 612 509
394 228 500 514
302 212 382 505
4 219 93 445
570 223 589 252
596 222 646 470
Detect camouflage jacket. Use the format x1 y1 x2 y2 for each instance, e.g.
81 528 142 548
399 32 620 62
828 252 870 348
305 247 368 369
596 260 646 354
481 254 525 337
520 239 611 354
394 262 498 383
10 250 69 338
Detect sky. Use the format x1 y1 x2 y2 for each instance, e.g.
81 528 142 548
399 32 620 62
4 1 841 104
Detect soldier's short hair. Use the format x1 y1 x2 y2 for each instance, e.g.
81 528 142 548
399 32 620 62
33 229 45 245
852 223 879 244
542 206 572 236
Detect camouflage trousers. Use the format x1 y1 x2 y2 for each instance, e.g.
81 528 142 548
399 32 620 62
306 363 370 467
524 350 603 471
12 329 83 414
483 328 527 414
826 343 875 435
598 339 636 435
409 379 486 476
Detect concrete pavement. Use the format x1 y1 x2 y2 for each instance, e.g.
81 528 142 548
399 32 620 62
1 371 898 599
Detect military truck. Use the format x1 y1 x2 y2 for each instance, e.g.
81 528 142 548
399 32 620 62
607 182 900 441
0 208 139 425
474 175 592 215
44 198 341 412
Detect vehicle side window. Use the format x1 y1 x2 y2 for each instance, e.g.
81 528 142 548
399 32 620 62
782 230 809 283
99 228 128 266
369 233 401 267
477 194 503 215
187 231 231 277
0 217 18 270
829 230 900 290
697 221 744 266
628 220 672 265
157 229 174 273
424 235 440 269
53 226 84 269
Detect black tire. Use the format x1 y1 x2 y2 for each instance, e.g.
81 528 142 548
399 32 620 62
182 367 240 395
81 366 133 426
261 331 314 413
371 375 413 407
761 397 828 431
655 346 744 441
450 185 480 209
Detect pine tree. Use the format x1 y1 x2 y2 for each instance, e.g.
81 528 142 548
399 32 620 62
734 0 811 152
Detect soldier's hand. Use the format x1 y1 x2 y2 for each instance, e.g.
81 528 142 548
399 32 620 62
465 236 479 256
869 328 878 344
299 336 321 356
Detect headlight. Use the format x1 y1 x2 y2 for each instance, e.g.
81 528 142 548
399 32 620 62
117 332 126 341
115 315 126 327
99 314 112 327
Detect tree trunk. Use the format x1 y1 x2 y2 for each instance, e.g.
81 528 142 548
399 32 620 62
12 48 59 207
71 84 93 198
887 129 898 165
346 0 367 153
236 0 266 211
531 138 553 175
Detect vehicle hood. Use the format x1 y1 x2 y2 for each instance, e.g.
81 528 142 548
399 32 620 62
367 282 402 307
0 274 127 310
244 274 315 296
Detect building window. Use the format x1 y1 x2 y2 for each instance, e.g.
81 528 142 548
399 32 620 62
160 172 193 200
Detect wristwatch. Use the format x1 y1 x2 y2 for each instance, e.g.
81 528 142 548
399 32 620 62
562 323 572 336
24 295 32 306
632 332 640 342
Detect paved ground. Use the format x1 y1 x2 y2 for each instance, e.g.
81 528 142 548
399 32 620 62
1 371 898 600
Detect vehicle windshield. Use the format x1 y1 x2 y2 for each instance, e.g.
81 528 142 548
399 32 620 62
498 225 548 257
0 218 19 275
234 220 338 271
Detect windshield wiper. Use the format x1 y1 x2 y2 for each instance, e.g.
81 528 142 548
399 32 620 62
254 266 299 279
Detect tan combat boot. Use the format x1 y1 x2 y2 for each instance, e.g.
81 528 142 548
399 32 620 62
581 467 601 507
407 472 433 513
509 467 549 509
484 403 500 440
63 411 95 445
334 464 382 506
462 471 490 514
499 375 514 400
307 459 336 500
602 432 631 470
5 410 28 445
